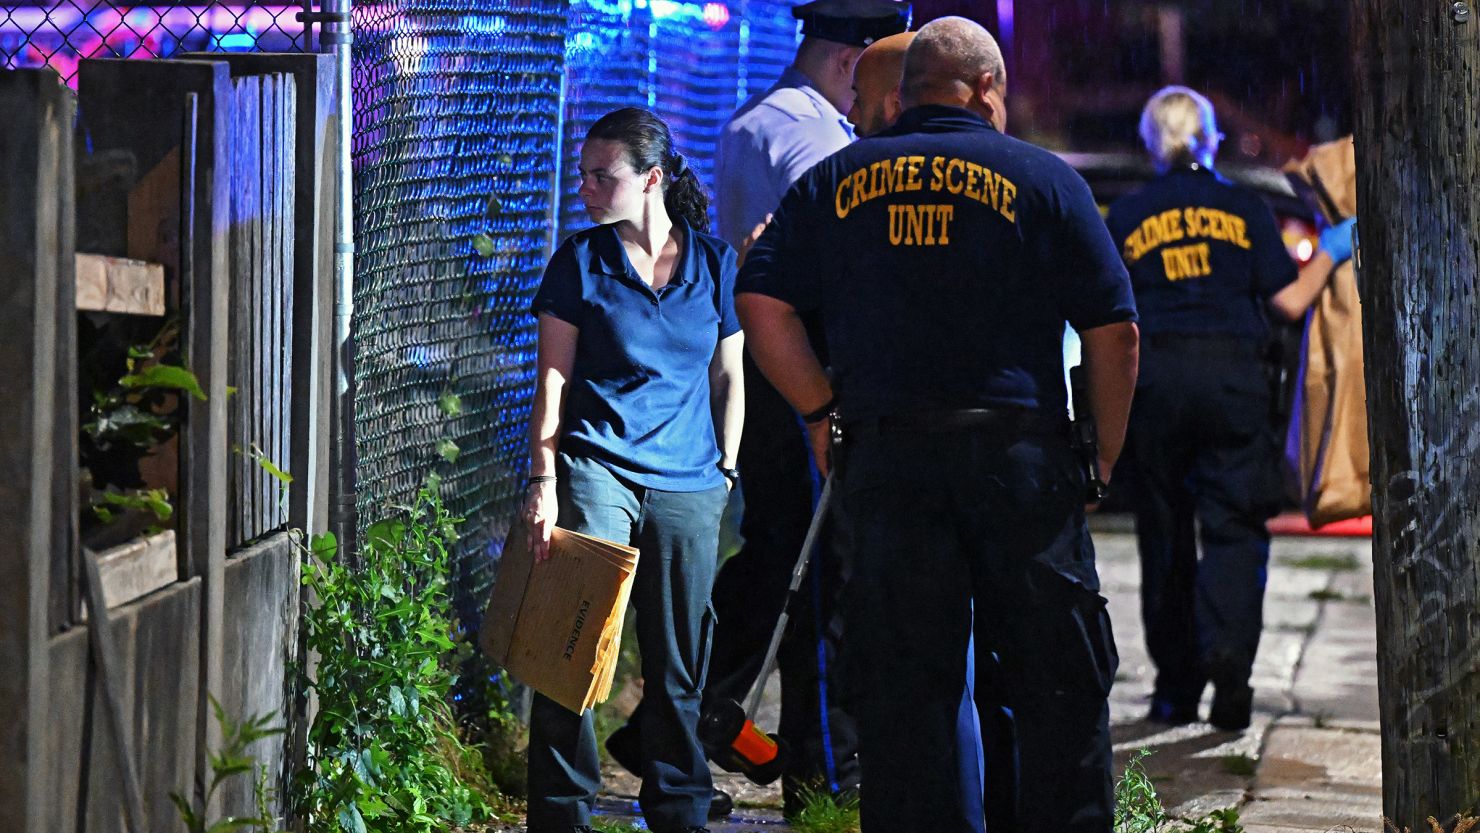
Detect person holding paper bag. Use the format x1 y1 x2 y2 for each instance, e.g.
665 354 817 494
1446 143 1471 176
520 106 744 833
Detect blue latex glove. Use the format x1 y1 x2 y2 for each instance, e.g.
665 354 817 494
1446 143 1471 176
1319 216 1356 264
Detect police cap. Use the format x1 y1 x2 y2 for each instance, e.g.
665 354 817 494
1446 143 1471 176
792 0 910 47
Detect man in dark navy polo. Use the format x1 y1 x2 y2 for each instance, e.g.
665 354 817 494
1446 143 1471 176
735 17 1140 832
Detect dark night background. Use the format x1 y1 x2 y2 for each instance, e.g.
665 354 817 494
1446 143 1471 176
911 0 1353 165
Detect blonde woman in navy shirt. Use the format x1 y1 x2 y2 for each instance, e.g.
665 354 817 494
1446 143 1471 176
521 107 744 833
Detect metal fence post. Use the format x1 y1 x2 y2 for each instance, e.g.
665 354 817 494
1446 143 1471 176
306 0 358 561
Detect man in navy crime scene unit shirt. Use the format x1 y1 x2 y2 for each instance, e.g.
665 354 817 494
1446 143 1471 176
737 17 1140 833
532 216 741 491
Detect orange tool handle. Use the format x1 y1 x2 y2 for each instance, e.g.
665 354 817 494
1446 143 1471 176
732 719 779 765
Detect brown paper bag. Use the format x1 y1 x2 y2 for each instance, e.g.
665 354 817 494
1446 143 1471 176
481 524 639 714
1283 138 1372 527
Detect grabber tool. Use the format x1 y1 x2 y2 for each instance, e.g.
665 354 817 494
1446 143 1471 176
697 474 834 785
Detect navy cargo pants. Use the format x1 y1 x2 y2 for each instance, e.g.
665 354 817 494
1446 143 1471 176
1123 336 1282 710
526 453 730 833
840 426 1118 833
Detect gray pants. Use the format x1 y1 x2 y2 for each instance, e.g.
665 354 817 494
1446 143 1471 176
526 452 729 833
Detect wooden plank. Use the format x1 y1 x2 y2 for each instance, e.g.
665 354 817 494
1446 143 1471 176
218 531 296 821
0 67 68 833
77 531 177 614
255 75 271 541
77 58 234 823
51 77 82 637
181 54 336 538
80 547 147 832
271 74 296 535
45 577 201 833
125 146 182 282
74 253 167 315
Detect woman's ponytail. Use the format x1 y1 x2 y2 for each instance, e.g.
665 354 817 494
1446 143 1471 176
587 108 712 232
664 153 711 233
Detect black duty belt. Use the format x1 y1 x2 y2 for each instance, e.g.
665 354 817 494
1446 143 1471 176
843 407 1068 438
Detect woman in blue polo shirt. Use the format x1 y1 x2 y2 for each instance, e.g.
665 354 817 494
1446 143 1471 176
520 107 744 833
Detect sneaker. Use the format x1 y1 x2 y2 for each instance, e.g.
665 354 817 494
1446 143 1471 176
1209 685 1253 731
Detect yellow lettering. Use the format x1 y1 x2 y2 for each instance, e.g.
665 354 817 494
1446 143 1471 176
1230 215 1250 249
1162 247 1185 280
904 156 925 191
868 160 888 202
1195 242 1212 273
919 205 937 244
980 169 1000 210
937 205 955 244
887 157 907 194
963 162 983 201
848 169 868 210
930 156 946 191
906 204 926 244
835 177 852 218
1162 209 1185 243
1160 242 1213 281
888 205 906 245
1000 178 1016 222
946 158 966 194
1183 207 1201 237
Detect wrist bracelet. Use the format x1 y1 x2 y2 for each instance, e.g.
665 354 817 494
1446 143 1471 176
801 397 836 424
526 475 556 488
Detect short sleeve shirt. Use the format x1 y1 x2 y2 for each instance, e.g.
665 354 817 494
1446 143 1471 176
533 218 741 490
716 67 855 250
1104 166 1296 340
737 105 1137 421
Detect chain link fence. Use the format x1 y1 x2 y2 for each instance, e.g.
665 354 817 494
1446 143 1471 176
349 0 566 628
3 0 805 634
559 0 801 238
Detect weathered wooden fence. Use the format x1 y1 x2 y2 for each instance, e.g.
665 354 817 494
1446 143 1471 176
0 53 337 832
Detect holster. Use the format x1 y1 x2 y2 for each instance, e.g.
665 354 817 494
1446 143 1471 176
1264 338 1291 424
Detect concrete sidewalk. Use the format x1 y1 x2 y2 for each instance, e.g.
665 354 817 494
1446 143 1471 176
587 524 1383 832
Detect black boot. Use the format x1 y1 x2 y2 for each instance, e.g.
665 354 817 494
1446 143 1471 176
1209 685 1253 731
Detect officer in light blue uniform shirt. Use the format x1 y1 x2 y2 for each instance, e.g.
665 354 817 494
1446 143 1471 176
716 0 909 248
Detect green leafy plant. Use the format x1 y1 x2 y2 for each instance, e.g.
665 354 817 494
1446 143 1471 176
1116 749 1170 833
81 320 205 530
788 786 862 833
83 323 205 455
171 695 284 833
296 487 496 833
90 487 173 527
1115 750 1244 833
588 819 645 833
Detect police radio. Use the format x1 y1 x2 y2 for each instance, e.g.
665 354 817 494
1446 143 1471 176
1070 365 1110 504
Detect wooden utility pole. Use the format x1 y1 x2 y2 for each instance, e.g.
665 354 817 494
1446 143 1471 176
1352 1 1480 825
